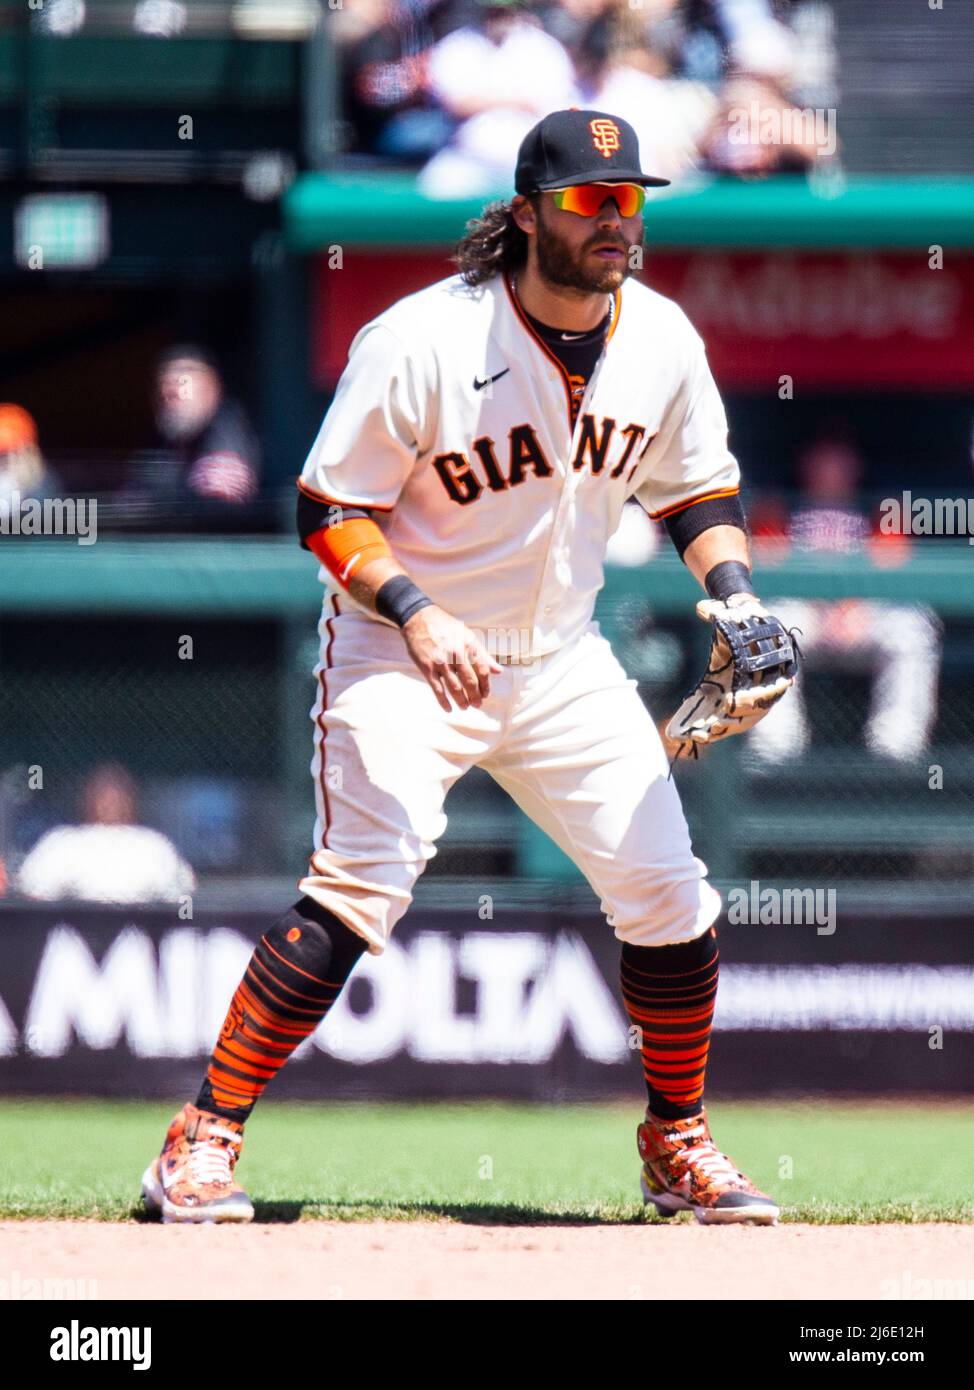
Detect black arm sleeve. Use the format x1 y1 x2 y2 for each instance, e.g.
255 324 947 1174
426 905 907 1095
664 492 748 560
296 490 372 549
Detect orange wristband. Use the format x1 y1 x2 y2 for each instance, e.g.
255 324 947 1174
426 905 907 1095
307 517 392 587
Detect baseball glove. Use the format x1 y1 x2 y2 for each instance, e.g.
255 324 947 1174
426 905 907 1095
666 595 798 755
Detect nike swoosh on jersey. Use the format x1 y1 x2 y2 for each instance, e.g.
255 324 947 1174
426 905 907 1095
473 368 510 391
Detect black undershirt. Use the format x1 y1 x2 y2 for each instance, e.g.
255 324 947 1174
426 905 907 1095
522 303 612 426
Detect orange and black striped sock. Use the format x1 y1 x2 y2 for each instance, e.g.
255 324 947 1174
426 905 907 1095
196 898 366 1124
619 927 720 1121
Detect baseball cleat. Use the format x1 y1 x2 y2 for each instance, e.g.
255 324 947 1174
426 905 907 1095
141 1102 254 1224
637 1107 779 1226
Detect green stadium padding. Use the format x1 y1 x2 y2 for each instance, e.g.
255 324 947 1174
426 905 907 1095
284 174 974 251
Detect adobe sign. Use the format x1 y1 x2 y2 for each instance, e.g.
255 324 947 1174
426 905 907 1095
312 250 974 389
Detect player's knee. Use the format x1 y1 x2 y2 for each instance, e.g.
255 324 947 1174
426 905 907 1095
265 898 368 977
298 859 415 953
615 874 721 949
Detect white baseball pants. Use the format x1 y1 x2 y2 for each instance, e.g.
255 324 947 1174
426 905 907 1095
298 600 722 954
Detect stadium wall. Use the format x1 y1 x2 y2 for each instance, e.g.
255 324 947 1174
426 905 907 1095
0 903 971 1100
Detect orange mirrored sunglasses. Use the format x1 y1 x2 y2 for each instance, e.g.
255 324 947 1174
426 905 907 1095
550 182 646 217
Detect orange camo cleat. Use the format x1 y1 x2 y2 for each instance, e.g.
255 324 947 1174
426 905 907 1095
637 1107 779 1226
141 1102 254 1224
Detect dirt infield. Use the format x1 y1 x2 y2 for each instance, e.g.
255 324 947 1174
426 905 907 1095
2 1220 972 1300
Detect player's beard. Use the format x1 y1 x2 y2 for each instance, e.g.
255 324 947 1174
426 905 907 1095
534 213 636 294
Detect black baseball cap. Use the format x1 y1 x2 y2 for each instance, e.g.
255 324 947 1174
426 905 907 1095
515 108 670 194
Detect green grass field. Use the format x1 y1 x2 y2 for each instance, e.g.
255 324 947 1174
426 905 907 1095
0 1098 970 1224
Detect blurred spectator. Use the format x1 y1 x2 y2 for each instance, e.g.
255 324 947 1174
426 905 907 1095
334 0 822 187
339 0 455 160
713 0 797 69
608 0 720 84
133 1 189 39
0 404 61 504
565 1 798 90
418 0 577 197
568 2 714 183
17 763 196 904
701 9 832 176
126 345 260 515
748 434 943 764
37 0 87 38
336 0 827 184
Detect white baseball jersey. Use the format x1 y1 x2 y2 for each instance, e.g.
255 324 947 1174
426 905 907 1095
299 271 739 660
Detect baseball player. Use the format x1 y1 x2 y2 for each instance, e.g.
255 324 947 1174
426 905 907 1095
141 110 796 1226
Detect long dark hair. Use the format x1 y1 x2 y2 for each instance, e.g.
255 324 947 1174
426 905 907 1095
452 197 535 287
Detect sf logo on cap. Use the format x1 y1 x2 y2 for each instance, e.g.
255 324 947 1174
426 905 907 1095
590 118 621 159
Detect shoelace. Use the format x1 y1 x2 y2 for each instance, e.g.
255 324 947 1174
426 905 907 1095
185 1139 237 1188
673 1139 744 1186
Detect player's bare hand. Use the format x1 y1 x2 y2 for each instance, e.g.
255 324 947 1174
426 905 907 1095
401 606 502 711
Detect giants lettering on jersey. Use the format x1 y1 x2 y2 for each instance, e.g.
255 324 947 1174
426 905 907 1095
299 272 740 658
431 415 656 505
